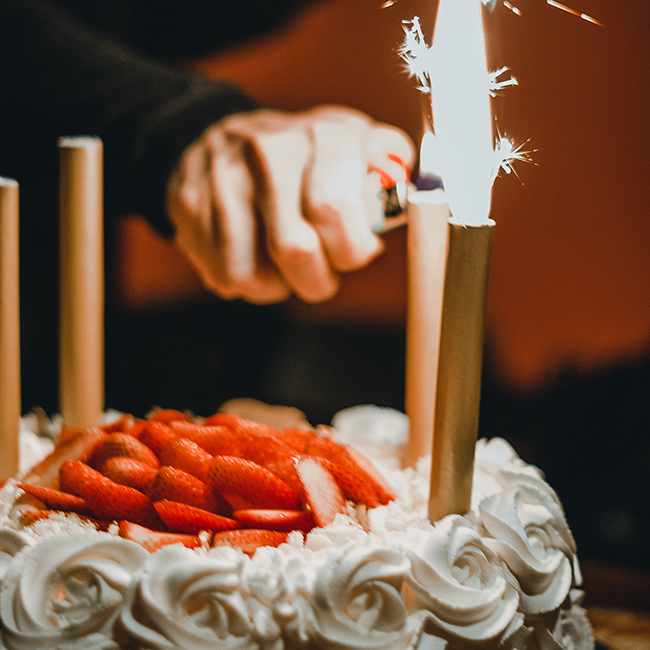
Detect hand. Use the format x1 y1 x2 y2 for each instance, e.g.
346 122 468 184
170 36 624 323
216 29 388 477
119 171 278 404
166 105 414 304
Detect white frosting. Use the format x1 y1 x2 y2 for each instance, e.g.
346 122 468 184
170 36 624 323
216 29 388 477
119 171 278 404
0 409 593 650
0 530 148 650
478 473 578 615
308 546 420 650
120 544 283 650
0 530 29 581
404 515 521 642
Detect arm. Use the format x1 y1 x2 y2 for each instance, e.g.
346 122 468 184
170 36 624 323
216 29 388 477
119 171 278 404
0 0 257 235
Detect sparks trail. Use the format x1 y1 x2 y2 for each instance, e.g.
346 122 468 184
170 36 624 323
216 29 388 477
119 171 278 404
489 0 601 25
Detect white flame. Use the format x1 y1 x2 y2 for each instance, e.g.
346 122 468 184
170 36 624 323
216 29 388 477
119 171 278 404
417 0 496 225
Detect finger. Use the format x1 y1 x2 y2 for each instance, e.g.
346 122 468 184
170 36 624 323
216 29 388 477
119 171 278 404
251 128 339 303
366 124 416 184
210 136 291 304
303 119 383 272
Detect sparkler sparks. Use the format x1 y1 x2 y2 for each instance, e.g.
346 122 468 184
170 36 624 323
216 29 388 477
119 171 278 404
493 137 534 181
490 0 601 24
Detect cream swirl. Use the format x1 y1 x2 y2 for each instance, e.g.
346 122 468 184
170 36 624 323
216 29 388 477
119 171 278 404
479 474 577 615
0 530 148 650
530 605 594 650
308 546 419 650
120 545 281 650
0 530 29 582
404 515 520 642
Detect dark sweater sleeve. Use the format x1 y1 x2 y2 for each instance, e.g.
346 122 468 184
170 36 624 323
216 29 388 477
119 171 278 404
0 0 258 236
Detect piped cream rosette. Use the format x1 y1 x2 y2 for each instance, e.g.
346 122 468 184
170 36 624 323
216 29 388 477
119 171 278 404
0 530 147 650
478 474 579 616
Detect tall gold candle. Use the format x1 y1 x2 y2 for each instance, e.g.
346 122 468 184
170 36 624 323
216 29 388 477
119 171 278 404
0 178 21 480
58 136 104 427
404 189 450 467
428 220 493 521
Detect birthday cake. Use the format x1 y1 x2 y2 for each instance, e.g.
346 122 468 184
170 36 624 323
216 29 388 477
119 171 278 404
0 406 593 650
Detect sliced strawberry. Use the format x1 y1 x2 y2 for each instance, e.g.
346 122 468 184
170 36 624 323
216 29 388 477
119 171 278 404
296 457 346 528
59 460 105 498
233 509 315 533
239 435 303 494
203 413 281 439
138 421 176 457
276 427 318 453
101 457 158 493
211 529 288 555
60 461 157 526
158 437 211 482
206 456 301 510
101 413 135 434
154 500 239 534
58 425 103 445
147 466 217 511
18 483 93 515
148 409 192 424
89 433 160 471
119 520 202 552
344 445 396 505
203 412 243 429
316 458 380 508
19 509 57 527
169 421 243 456
23 429 107 489
306 437 394 506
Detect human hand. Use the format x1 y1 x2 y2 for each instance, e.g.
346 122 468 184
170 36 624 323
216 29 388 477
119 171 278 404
166 105 414 304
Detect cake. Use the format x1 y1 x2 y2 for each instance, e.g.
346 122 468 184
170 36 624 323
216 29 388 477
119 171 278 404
0 405 593 650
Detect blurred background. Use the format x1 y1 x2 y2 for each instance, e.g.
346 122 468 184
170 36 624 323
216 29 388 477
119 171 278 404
18 0 650 610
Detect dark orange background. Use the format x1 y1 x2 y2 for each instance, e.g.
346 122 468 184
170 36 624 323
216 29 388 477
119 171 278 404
116 0 650 390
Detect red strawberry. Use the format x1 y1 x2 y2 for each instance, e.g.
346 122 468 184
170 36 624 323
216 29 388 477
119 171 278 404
233 509 315 533
147 466 217 511
101 457 158 493
23 429 107 489
206 456 301 510
211 529 288 555
154 500 239 534
203 413 243 429
306 438 394 506
158 438 211 482
138 421 176 457
60 461 156 526
344 445 395 505
296 457 346 528
18 483 93 515
119 520 202 552
59 424 103 445
204 414 280 439
169 421 242 456
316 458 380 508
101 413 135 434
18 509 57 527
59 460 104 498
276 427 318 453
148 409 192 424
89 433 160 471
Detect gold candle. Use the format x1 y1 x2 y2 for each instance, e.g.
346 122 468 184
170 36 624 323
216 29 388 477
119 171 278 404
0 178 21 480
58 136 104 427
428 220 493 522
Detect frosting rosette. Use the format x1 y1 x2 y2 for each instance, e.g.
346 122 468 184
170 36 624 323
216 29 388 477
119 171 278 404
479 474 577 615
530 605 594 650
120 545 281 650
0 530 29 582
404 515 520 642
0 530 148 650
308 546 419 650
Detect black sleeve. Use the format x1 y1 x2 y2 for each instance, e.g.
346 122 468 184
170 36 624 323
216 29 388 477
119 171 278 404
0 0 258 237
